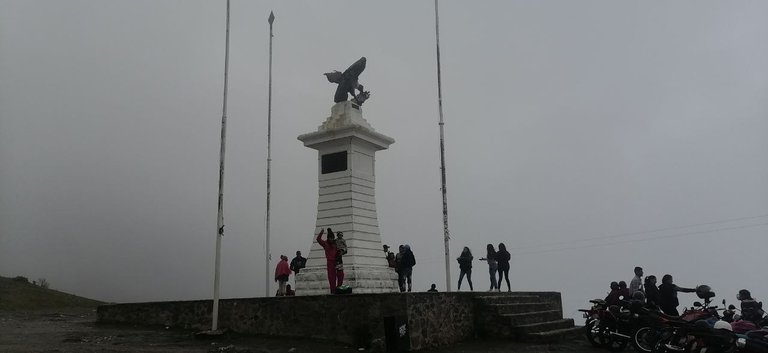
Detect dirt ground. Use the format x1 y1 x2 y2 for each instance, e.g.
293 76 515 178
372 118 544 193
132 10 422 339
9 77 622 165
0 308 597 353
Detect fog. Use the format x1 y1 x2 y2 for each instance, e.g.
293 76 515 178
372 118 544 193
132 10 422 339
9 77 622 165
1 1 767 318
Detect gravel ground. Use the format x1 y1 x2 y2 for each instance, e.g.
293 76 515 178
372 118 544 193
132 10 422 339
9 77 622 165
0 308 597 353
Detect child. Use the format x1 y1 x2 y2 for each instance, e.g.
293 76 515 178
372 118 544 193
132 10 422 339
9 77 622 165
335 231 348 256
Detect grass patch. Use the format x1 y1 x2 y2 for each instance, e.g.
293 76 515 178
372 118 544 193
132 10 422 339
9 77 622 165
0 275 103 312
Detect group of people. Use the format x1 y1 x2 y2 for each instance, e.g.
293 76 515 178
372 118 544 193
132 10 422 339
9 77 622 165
273 250 307 296
455 243 511 292
382 244 416 292
273 227 349 296
278 232 515 295
605 267 697 316
605 266 764 321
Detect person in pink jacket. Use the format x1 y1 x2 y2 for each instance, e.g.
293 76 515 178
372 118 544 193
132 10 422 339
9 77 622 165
274 255 291 296
316 228 343 293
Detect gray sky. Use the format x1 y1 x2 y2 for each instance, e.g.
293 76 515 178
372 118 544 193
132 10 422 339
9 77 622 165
1 1 767 317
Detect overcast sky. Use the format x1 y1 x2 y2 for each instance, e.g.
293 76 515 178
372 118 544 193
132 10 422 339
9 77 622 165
1 1 767 318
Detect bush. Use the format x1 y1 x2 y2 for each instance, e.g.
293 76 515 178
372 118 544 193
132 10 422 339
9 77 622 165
13 276 29 283
38 278 49 289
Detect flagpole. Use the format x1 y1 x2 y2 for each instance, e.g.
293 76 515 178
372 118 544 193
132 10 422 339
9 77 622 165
265 11 274 298
212 0 231 331
434 0 451 291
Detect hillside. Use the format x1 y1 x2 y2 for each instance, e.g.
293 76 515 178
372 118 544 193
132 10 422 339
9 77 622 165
0 276 103 311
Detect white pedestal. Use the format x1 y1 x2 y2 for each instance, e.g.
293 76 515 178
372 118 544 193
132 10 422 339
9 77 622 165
295 101 399 295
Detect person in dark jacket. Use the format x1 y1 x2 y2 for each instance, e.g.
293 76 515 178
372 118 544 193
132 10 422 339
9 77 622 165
457 247 474 291
496 243 511 292
618 281 630 302
399 245 416 292
737 289 764 323
657 274 696 316
605 281 622 306
290 251 306 275
644 275 661 307
479 244 498 292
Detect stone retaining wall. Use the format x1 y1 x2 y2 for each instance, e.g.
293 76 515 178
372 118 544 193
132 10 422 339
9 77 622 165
97 292 559 351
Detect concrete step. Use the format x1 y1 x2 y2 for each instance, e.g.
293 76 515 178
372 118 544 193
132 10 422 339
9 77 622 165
483 303 553 315
512 318 575 334
500 310 562 326
473 295 541 304
523 326 583 344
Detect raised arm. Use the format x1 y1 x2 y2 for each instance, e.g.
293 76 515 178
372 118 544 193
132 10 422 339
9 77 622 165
316 228 327 248
677 285 696 293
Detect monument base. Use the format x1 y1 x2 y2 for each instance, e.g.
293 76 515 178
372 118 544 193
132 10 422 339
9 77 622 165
296 265 399 296
97 292 574 351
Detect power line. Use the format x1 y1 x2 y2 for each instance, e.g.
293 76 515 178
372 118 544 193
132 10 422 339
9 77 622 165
511 222 768 256
509 213 768 251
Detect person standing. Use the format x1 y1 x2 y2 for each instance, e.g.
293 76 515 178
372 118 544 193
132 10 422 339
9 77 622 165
479 244 498 292
274 255 291 296
457 247 474 291
427 284 438 292
315 228 338 294
629 266 644 296
290 251 306 275
401 245 416 292
496 243 511 292
395 245 405 292
657 274 696 316
644 275 661 307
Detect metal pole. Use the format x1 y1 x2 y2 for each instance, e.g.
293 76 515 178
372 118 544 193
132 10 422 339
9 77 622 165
265 11 274 298
212 0 231 331
434 0 451 291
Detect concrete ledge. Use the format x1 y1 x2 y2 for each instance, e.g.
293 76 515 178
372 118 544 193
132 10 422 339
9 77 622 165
97 292 561 351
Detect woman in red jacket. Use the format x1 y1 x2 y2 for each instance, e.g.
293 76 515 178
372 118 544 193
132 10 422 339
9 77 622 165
316 228 342 293
274 255 292 296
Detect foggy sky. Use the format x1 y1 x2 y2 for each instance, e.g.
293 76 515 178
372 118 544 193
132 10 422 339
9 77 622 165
1 1 767 317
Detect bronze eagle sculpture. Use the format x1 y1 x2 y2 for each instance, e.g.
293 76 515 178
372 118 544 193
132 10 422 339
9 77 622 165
324 57 370 105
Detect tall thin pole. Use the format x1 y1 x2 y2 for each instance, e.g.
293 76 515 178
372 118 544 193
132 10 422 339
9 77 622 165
265 11 274 298
212 0 231 331
434 0 451 291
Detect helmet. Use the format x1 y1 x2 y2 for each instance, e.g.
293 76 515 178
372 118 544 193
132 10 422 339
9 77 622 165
713 320 733 331
696 285 715 299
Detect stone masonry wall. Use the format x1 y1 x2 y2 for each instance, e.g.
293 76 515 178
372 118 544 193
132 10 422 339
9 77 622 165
97 292 560 351
405 293 477 350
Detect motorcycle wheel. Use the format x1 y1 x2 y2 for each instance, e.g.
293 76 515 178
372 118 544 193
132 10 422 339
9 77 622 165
585 319 608 347
634 327 672 353
650 333 686 353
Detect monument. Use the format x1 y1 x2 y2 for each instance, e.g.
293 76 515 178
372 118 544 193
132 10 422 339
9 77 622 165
295 57 399 295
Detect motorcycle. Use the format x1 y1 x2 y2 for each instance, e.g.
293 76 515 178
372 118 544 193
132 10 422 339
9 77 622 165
634 286 722 352
600 300 645 351
736 329 768 353
652 319 736 353
579 298 610 347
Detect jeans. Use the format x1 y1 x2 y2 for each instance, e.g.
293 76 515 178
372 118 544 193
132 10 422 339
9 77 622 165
488 263 498 290
398 267 413 292
458 269 473 290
